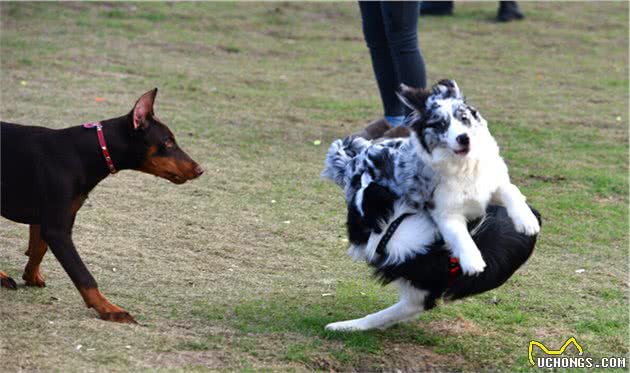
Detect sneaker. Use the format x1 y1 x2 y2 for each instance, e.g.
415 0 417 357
497 1 524 22
351 118 392 140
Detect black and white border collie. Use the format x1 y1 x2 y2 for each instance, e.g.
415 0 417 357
321 80 541 331
398 79 540 275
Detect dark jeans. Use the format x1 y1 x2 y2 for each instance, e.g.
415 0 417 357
359 1 426 118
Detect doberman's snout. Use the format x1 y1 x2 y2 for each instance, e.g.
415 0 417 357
193 165 204 178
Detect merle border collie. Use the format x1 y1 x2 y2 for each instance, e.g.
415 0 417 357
397 80 539 275
321 80 541 331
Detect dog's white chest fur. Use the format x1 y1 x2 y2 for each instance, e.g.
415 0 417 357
431 154 506 221
421 136 538 275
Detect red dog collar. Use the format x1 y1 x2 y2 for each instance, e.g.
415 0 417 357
83 122 117 174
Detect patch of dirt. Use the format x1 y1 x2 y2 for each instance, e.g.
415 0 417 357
305 356 345 371
532 326 575 341
359 341 467 372
425 317 485 337
529 327 583 360
593 195 627 205
139 41 218 56
143 350 232 370
528 174 567 183
141 327 307 370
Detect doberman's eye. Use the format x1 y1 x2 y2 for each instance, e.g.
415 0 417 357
164 139 175 148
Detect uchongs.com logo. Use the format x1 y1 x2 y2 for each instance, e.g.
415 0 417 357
528 337 627 369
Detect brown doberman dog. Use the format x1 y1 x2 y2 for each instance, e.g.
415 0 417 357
1 89 203 323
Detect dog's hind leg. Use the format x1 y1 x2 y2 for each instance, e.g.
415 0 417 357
325 281 428 331
22 225 48 287
0 271 18 290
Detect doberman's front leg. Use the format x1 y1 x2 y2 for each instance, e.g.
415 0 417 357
41 201 137 324
42 227 137 323
23 196 86 287
22 225 48 287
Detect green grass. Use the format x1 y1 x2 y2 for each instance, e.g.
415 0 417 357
1 2 628 371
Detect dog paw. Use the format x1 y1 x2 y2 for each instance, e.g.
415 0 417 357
458 250 487 276
0 276 18 290
325 320 368 332
512 210 540 236
100 311 138 324
23 272 46 287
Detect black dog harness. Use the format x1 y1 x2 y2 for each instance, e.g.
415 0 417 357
375 213 413 258
375 213 462 287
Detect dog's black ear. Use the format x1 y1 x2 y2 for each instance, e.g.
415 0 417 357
432 79 462 99
132 88 158 130
397 84 431 112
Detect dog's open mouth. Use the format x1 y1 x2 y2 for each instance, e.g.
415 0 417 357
454 147 470 156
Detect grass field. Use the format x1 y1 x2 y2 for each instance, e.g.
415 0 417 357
0 2 628 371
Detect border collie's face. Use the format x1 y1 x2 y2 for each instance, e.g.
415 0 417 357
398 80 489 162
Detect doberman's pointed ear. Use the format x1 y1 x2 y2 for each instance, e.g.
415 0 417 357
396 84 431 113
133 88 158 130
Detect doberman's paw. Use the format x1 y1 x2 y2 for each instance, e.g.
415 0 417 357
23 272 46 287
80 288 138 324
100 311 138 324
1 276 18 290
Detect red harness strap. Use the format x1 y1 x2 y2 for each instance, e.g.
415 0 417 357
448 256 461 287
375 214 463 288
83 122 117 174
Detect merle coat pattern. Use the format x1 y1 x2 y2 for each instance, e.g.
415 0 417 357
321 80 540 331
